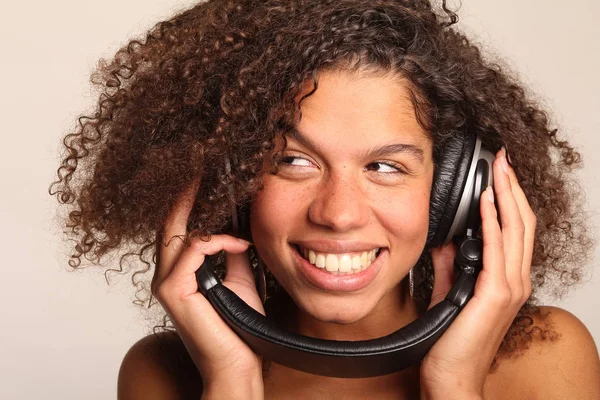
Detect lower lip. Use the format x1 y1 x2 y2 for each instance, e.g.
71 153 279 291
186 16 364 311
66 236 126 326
292 246 384 292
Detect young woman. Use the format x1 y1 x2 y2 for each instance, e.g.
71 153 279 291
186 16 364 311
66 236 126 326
51 0 600 398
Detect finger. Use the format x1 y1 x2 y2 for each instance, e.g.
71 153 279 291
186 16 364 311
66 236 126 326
223 250 266 315
493 151 524 286
165 234 250 296
477 186 509 298
428 242 456 310
156 179 201 282
503 153 536 298
224 247 255 288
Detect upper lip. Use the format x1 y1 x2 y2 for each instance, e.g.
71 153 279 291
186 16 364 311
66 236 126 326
291 240 384 254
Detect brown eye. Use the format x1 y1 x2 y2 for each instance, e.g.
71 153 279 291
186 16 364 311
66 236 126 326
280 156 312 167
366 162 405 174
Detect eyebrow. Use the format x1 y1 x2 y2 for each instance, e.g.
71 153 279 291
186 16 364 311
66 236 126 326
287 128 425 163
364 142 425 163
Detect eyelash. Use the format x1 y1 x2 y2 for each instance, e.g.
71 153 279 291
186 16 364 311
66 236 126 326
279 156 313 168
279 155 407 174
365 161 406 174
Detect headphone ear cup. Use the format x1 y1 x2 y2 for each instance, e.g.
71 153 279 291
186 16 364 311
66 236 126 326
427 134 476 248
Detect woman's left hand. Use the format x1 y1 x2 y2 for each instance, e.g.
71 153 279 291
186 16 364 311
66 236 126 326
420 149 536 400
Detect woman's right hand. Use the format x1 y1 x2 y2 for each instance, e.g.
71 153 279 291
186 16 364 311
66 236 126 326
151 180 265 395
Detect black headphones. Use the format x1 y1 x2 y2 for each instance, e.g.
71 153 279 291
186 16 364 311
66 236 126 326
196 133 496 378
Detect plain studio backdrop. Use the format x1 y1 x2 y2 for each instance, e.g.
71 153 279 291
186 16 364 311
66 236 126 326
1 0 598 398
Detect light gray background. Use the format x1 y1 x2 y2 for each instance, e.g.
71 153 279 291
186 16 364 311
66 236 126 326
1 1 598 399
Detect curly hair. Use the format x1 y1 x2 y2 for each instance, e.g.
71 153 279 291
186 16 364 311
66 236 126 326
50 0 592 370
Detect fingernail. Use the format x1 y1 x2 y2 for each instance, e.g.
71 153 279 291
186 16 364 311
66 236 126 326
237 238 252 246
502 146 513 167
486 186 495 203
500 152 510 175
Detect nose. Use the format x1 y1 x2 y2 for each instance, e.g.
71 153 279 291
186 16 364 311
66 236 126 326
307 171 370 232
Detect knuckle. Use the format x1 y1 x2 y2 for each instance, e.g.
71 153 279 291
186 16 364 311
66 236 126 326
510 287 524 305
490 286 512 308
483 238 503 251
512 220 525 236
154 281 172 303
189 238 209 253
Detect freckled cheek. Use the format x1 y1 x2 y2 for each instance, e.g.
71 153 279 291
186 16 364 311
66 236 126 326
250 181 309 250
249 183 315 285
378 189 431 246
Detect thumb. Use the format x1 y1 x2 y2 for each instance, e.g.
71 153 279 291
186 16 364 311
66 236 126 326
428 242 456 310
223 246 266 316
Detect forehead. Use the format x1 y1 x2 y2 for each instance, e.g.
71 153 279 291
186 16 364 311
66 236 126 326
291 69 432 152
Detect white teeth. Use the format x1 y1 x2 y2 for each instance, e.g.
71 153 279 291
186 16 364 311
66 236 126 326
351 256 361 270
325 254 338 272
339 254 352 272
361 252 368 267
309 250 316 264
298 247 380 274
315 254 326 269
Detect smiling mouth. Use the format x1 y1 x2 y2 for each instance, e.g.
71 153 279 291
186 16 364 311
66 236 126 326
292 244 382 275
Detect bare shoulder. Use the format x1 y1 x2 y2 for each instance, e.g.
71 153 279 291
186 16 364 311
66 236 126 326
117 331 203 400
484 306 600 400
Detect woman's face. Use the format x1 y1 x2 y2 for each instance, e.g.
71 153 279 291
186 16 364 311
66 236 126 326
251 69 434 326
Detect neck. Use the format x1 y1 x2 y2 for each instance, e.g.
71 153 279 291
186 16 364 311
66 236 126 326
264 360 421 399
262 277 422 398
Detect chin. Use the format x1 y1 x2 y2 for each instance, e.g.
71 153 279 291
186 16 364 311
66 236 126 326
291 290 378 325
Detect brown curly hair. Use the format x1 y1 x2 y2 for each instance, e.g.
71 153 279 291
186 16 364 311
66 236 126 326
50 0 592 370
